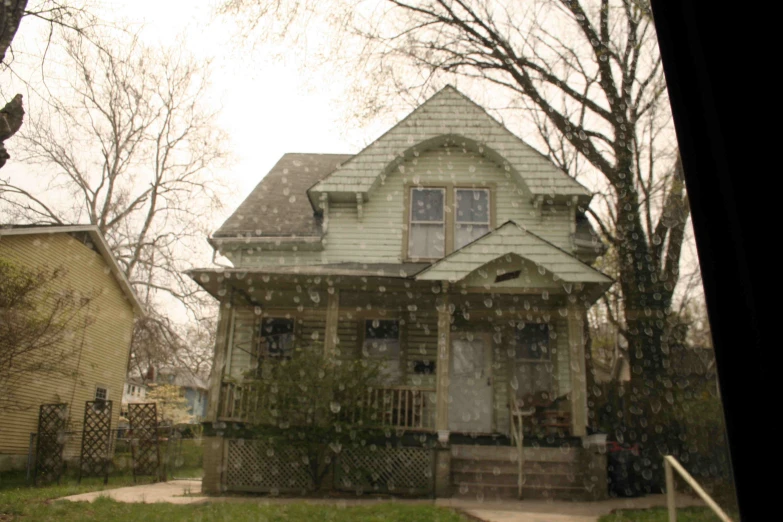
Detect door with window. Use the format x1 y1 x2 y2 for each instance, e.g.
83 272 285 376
448 333 493 433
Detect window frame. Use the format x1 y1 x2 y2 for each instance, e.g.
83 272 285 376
255 315 297 363
95 386 109 402
454 187 492 250
357 313 404 382
406 186 447 261
513 323 553 363
403 182 496 262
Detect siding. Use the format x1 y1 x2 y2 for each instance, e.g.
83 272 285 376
0 234 134 459
240 146 576 268
417 221 611 284
311 86 589 198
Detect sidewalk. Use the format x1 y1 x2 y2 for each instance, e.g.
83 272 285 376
59 480 707 521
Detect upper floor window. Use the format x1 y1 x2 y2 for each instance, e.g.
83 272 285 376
455 188 490 249
408 188 445 259
407 186 492 260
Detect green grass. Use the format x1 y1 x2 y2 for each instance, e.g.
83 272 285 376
599 507 739 522
0 469 469 522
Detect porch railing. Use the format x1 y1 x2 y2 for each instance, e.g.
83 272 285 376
218 381 436 432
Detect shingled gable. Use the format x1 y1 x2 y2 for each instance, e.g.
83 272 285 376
213 153 353 240
307 85 591 208
415 220 613 285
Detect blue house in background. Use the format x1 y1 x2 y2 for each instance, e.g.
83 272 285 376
144 365 209 421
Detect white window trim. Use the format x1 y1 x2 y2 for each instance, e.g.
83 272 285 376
408 187 446 260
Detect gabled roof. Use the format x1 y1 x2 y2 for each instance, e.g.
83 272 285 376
214 153 353 239
415 221 613 285
0 224 145 315
309 85 590 205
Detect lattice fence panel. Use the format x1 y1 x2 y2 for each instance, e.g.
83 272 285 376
334 446 434 495
78 400 113 484
34 403 69 485
127 403 162 481
225 439 313 492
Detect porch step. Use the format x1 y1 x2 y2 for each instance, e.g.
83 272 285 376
453 471 586 488
449 443 599 501
450 444 579 463
452 459 575 475
451 482 598 501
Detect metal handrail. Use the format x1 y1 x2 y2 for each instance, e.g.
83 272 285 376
664 455 733 522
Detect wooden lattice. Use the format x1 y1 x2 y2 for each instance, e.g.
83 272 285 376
78 400 113 484
334 446 434 495
33 403 68 485
127 403 162 482
225 439 313 493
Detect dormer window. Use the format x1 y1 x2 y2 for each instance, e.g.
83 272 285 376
406 185 493 260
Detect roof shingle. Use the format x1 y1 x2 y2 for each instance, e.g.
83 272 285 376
214 153 353 238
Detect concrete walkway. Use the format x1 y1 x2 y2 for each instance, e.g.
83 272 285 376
59 480 707 521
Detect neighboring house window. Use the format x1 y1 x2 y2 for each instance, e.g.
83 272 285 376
95 386 109 402
513 324 553 398
407 186 492 259
454 188 490 249
258 317 295 360
408 187 445 259
362 319 401 381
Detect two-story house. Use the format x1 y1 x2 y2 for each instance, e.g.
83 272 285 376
0 224 143 471
189 86 613 500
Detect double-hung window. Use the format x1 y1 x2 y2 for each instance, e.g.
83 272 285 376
455 188 490 249
258 318 295 360
513 324 553 399
407 186 492 259
408 188 446 259
362 319 401 381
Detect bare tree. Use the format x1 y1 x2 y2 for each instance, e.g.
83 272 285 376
359 0 687 415
1 1 101 168
0 256 94 412
0 29 231 376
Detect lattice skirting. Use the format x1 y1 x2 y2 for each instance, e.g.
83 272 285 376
334 446 434 496
224 439 314 493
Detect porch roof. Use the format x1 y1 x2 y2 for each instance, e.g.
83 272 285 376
415 221 614 285
186 262 429 298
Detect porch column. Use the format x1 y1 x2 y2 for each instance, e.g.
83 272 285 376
435 291 452 442
324 288 340 358
568 303 588 437
206 290 233 423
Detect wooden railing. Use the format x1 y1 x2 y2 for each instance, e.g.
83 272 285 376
508 383 536 499
664 455 733 522
218 381 436 432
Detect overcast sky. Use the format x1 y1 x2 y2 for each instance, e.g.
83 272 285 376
1 0 703 311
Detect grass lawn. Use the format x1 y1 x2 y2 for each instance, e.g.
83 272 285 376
599 507 738 522
0 470 469 522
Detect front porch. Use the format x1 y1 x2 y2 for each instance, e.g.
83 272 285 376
190 265 607 499
201 272 592 440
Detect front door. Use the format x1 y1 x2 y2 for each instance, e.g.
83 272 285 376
448 333 493 433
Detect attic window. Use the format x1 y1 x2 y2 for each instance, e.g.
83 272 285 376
495 270 521 283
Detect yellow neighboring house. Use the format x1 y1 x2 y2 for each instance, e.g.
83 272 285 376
0 224 143 471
